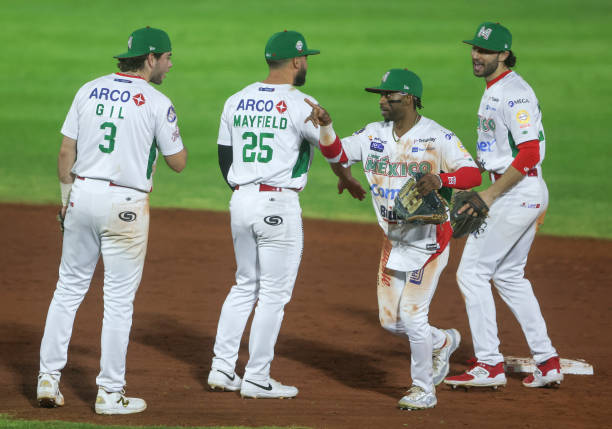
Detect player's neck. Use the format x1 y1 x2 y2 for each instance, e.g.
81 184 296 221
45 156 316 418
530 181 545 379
263 69 294 85
393 111 421 138
121 69 150 82
485 64 510 84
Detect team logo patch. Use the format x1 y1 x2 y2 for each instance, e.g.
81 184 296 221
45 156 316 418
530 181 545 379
516 110 530 124
119 211 137 222
167 105 177 123
127 36 133 49
132 93 145 106
296 40 304 52
264 215 283 226
457 140 469 154
477 26 492 40
276 100 287 114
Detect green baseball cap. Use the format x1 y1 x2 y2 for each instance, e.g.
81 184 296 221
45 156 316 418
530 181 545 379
265 30 320 60
114 27 172 59
463 22 512 52
365 69 423 99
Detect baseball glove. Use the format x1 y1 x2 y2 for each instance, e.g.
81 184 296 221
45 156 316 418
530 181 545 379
450 191 489 238
393 173 448 224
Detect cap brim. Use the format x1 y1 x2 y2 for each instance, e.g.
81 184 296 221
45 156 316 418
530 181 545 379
305 49 320 56
364 86 399 93
114 52 132 59
462 39 503 52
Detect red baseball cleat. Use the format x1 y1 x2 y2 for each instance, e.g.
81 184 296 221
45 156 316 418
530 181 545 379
522 356 563 387
444 359 506 388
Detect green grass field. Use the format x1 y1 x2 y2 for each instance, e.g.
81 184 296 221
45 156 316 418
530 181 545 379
1 0 611 238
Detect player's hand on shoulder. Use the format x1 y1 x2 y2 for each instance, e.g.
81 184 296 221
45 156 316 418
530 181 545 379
415 173 442 197
304 98 332 128
337 176 366 201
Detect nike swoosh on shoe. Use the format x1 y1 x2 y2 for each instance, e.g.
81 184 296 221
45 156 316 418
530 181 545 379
245 380 272 391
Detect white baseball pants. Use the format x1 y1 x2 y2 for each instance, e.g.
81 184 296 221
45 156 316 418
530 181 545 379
39 178 149 392
457 176 557 365
211 184 303 383
377 237 449 393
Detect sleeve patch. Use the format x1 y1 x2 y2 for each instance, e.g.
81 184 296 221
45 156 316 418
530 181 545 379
167 106 177 123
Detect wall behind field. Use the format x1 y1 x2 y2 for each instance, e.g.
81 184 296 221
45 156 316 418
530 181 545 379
1 0 610 238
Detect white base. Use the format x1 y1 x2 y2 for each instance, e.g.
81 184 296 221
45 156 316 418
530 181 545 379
504 356 593 375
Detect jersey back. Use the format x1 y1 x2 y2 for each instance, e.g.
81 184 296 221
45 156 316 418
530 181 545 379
217 82 320 189
61 73 184 192
476 71 546 173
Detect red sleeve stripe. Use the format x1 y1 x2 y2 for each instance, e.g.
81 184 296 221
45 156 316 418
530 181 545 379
439 166 482 189
511 140 540 174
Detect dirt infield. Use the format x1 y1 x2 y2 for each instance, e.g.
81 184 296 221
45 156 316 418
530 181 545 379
1 203 611 428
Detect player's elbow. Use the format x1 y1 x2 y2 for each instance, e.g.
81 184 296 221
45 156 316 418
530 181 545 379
165 148 187 172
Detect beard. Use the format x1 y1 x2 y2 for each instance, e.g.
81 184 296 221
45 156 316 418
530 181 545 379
149 70 163 85
473 57 499 78
293 66 307 87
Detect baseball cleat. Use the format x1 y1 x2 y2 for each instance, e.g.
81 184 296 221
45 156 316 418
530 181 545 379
432 328 461 386
95 388 146 415
240 378 298 399
37 373 64 408
398 385 437 410
444 360 506 388
522 356 564 388
208 369 242 391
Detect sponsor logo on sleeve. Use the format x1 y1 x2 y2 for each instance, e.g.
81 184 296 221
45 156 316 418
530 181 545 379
172 126 181 142
509 98 529 107
353 127 366 136
167 105 177 123
516 110 530 124
457 140 469 154
259 87 275 92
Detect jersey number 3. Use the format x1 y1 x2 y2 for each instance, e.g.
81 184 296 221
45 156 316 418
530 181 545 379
242 131 273 163
99 122 117 154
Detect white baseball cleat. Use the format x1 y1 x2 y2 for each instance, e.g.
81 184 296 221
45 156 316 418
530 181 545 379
522 356 564 387
240 378 298 399
432 328 461 386
208 369 242 391
37 373 64 408
444 360 506 388
95 388 147 415
398 385 437 410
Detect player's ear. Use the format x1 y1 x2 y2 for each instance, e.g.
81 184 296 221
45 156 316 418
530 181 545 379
499 51 510 63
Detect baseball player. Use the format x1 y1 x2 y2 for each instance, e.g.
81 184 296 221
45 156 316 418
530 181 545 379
305 69 482 409
36 27 187 414
208 30 364 399
444 22 562 389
